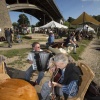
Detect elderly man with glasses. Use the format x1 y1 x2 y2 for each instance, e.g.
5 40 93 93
26 42 43 85
40 53 82 100
26 42 52 85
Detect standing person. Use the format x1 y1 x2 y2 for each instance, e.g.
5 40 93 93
5 28 12 48
10 28 14 43
26 42 52 85
47 31 55 46
41 53 82 100
16 33 22 43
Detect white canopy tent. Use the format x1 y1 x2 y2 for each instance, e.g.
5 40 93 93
76 25 95 33
40 21 68 29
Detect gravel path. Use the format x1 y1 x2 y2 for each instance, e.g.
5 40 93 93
78 37 100 85
0 41 46 51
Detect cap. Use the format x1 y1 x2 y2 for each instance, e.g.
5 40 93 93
49 31 53 33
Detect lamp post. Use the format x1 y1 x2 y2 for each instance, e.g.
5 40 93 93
30 15 32 26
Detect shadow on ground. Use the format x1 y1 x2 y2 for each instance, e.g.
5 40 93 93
6 67 26 79
91 47 100 51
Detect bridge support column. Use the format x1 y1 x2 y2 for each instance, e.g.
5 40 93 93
0 0 12 37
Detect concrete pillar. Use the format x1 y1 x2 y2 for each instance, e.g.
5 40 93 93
0 0 12 36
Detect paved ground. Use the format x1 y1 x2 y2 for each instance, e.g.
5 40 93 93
0 34 48 51
78 37 100 85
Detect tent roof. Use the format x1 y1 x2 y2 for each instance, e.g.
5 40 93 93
76 24 95 33
40 21 68 29
71 12 100 25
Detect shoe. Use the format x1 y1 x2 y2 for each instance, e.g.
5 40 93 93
33 81 38 86
29 81 38 86
8 46 12 48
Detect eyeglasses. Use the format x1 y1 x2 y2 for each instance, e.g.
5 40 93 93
35 46 40 48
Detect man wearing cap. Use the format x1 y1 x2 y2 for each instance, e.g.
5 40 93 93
47 31 55 47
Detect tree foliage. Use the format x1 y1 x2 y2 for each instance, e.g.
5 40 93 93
12 22 18 29
93 15 100 22
67 17 75 23
17 14 30 27
63 21 70 27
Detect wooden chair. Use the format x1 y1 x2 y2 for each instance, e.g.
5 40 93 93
68 62 95 100
0 61 5 73
0 62 10 82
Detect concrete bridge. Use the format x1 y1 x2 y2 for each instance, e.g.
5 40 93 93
0 0 63 36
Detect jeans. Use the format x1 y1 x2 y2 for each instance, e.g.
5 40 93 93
41 81 64 100
41 81 51 100
6 36 11 47
36 71 44 84
25 66 44 84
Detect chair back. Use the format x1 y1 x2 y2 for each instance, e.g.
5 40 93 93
68 62 95 100
0 62 10 82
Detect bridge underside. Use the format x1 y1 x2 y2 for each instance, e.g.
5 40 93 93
6 0 63 24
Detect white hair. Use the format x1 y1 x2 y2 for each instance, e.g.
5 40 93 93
53 53 69 65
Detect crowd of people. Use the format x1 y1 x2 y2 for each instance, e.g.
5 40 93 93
25 41 82 100
1 27 98 100
4 28 22 48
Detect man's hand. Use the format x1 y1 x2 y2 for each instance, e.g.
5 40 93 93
48 81 62 88
49 67 56 73
27 60 33 64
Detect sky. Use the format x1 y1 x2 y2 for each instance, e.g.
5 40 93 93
9 0 100 25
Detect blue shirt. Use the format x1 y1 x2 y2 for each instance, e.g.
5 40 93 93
48 34 55 44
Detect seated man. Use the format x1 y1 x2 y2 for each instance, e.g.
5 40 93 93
41 53 82 100
26 42 52 85
16 33 22 43
46 31 55 48
67 32 78 54
49 43 67 55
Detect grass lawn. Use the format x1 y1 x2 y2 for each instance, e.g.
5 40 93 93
70 39 91 61
0 36 91 67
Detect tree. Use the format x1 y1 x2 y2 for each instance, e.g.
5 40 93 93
63 21 70 27
12 22 18 29
17 14 30 27
67 17 75 23
93 15 100 22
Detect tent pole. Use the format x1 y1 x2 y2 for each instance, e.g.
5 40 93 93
83 12 85 32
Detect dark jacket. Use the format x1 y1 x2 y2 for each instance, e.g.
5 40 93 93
5 29 11 37
62 63 83 99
